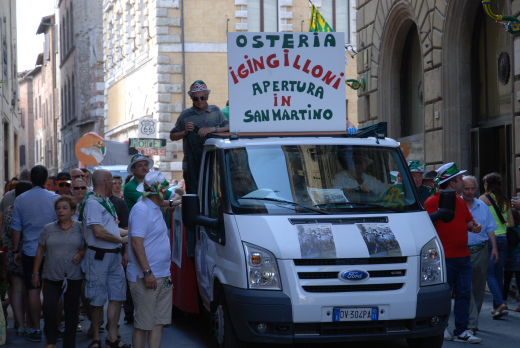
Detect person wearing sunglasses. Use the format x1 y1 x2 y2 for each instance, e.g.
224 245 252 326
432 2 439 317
56 171 73 197
170 80 229 192
72 179 88 221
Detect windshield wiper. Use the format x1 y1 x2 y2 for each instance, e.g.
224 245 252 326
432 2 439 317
239 197 331 215
314 202 404 213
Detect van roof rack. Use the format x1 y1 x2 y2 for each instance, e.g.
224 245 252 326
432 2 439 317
211 122 388 140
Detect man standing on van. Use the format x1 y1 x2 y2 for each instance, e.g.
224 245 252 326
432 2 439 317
424 163 482 344
169 80 229 193
461 175 498 333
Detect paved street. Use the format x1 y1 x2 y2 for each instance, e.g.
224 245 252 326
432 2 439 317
3 291 519 347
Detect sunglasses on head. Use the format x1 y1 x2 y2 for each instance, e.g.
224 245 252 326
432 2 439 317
73 186 87 190
59 182 71 187
191 96 208 102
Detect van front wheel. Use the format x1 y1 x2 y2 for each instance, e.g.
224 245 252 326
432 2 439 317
211 295 241 348
406 334 444 348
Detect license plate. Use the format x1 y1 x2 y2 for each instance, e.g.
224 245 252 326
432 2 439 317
333 307 378 321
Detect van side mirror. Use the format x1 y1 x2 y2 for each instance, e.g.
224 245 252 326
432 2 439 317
429 190 456 223
182 194 219 231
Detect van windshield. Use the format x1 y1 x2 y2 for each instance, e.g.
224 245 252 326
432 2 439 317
224 145 421 215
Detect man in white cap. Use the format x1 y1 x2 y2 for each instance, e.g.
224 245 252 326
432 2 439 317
124 154 155 213
424 162 483 343
169 80 229 189
127 171 176 348
407 160 430 204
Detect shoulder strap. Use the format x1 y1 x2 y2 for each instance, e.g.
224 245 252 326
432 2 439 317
485 193 507 225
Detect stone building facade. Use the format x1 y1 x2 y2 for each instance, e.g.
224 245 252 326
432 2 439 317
18 72 36 172
31 15 60 176
0 0 19 195
59 0 105 172
356 0 520 194
103 0 358 181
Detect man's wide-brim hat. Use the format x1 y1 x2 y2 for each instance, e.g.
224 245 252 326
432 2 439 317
127 154 154 175
188 80 211 96
407 160 426 173
437 162 466 185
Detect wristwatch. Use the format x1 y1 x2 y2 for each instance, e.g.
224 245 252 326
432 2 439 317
213 126 217 132
169 199 174 207
143 269 152 276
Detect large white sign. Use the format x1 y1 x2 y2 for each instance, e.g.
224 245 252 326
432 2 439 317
228 32 346 133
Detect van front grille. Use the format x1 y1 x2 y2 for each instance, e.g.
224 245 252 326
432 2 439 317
298 270 406 279
294 257 407 266
302 283 403 293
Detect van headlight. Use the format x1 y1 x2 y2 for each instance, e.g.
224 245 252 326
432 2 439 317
420 237 444 286
243 242 281 290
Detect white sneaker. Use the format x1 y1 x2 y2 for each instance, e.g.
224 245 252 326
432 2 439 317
444 328 453 341
455 329 482 343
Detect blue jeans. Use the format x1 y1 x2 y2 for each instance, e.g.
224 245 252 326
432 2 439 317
446 256 472 336
487 236 508 308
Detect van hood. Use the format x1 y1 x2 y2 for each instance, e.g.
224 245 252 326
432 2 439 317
234 212 436 259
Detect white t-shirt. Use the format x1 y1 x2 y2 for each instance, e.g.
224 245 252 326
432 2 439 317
83 198 122 249
127 197 171 281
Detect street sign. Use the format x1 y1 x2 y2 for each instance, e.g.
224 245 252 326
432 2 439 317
227 32 346 133
75 133 106 165
128 138 166 156
137 118 157 138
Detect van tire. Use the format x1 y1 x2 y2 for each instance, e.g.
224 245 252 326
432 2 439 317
406 334 444 348
211 295 241 348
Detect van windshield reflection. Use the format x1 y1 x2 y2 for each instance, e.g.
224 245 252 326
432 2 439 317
225 145 420 215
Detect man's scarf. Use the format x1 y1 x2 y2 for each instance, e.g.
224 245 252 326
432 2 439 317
142 179 169 201
78 192 119 225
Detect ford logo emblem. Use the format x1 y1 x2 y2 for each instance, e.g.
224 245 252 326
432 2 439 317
338 270 370 282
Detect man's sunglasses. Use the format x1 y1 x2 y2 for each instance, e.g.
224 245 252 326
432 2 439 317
73 186 87 190
59 182 71 187
191 96 208 102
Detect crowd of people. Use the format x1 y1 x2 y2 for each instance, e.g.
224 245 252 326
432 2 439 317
422 162 520 344
0 154 184 348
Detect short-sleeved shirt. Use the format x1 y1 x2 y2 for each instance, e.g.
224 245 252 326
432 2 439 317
127 198 171 281
11 186 60 257
467 198 498 246
38 221 85 281
0 190 15 213
332 171 388 195
170 105 229 171
83 199 121 249
109 194 129 229
123 178 141 213
425 192 473 258
221 106 229 120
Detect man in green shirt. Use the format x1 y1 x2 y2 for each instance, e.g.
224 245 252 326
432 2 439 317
124 154 154 212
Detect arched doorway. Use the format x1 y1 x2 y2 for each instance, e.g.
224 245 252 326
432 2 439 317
443 0 513 195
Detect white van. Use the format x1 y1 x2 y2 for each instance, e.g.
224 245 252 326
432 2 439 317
182 134 451 348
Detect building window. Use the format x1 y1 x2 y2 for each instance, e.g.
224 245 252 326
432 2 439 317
66 9 70 51
319 0 350 44
34 98 38 118
68 77 71 120
61 88 64 123
64 82 68 121
20 107 25 128
248 0 278 32
61 18 65 56
72 74 75 117
70 3 74 46
400 24 423 137
20 145 26 167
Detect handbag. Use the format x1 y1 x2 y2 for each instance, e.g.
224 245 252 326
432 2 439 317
485 194 520 247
